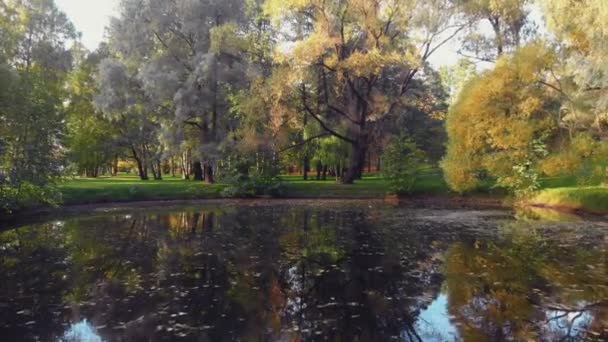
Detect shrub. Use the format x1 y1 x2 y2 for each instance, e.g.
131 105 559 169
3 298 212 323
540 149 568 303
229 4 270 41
381 136 427 195
0 183 62 215
221 174 284 198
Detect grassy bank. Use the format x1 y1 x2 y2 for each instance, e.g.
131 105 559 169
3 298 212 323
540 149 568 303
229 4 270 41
58 169 450 205
57 171 608 215
528 186 608 214
282 169 449 198
59 176 226 205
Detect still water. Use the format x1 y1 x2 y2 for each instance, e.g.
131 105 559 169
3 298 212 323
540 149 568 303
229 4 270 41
0 201 606 341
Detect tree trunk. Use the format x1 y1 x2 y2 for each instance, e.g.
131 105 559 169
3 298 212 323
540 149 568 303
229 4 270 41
322 165 328 181
316 161 322 180
132 147 148 180
113 155 119 176
204 162 214 184
342 142 366 184
135 160 148 180
303 156 309 181
152 160 162 180
193 161 204 181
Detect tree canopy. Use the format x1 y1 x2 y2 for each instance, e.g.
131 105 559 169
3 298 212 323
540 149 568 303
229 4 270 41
1 0 608 210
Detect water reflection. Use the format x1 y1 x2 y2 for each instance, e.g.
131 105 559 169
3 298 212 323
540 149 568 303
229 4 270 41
0 202 606 341
62 320 103 342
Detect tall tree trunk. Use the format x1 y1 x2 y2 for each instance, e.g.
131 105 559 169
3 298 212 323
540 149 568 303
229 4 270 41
113 155 119 176
342 141 366 184
322 165 328 181
193 161 204 181
303 156 309 181
316 161 322 180
204 163 214 184
152 160 162 180
132 146 148 180
181 150 191 180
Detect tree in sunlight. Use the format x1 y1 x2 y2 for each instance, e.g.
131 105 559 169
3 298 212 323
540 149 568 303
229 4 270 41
264 0 466 183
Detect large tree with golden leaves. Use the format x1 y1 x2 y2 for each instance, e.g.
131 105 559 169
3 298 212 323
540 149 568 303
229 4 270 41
264 0 465 183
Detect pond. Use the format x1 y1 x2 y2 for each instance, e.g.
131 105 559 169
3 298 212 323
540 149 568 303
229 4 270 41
0 201 606 341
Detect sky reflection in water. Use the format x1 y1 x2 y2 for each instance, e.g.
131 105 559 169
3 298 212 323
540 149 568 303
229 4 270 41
0 202 606 341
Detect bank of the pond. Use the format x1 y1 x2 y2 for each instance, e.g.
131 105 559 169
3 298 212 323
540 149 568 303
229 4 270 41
7 173 605 219
57 171 451 205
526 186 608 215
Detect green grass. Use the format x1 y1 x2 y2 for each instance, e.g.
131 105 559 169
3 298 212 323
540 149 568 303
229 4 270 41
281 168 450 198
59 175 226 205
529 186 608 214
58 169 450 205
58 171 608 214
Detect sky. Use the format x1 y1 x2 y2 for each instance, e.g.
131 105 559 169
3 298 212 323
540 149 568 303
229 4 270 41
55 0 120 51
54 0 537 69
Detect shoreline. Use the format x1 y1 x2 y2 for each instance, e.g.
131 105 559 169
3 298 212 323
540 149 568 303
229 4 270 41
1 194 509 227
4 190 607 228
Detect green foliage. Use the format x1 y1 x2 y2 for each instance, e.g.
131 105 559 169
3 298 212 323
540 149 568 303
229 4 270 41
220 154 285 198
66 48 120 176
0 0 76 186
381 136 426 195
531 186 608 214
540 133 608 185
0 183 62 215
221 174 284 198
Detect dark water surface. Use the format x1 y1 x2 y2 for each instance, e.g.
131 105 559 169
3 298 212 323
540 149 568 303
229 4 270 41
0 201 606 341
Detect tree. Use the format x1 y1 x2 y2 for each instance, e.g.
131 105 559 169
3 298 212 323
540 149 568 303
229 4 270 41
441 43 559 193
0 0 76 185
455 0 532 62
66 46 122 177
94 58 164 180
264 0 466 183
541 0 608 135
381 135 426 194
105 0 252 183
439 58 477 104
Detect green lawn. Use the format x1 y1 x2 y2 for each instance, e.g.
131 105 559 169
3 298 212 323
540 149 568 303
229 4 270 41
529 186 608 214
59 175 226 205
58 171 608 214
59 169 450 205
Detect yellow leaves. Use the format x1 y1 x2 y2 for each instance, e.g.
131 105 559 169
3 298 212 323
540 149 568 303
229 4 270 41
287 31 339 66
441 153 481 193
263 0 309 21
210 22 247 55
538 134 596 178
342 49 404 77
442 43 559 193
517 97 542 118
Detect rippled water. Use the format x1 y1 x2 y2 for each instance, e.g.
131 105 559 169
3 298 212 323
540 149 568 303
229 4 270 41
0 201 606 341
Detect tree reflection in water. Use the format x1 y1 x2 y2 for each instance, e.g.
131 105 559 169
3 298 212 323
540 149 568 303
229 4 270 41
0 203 606 341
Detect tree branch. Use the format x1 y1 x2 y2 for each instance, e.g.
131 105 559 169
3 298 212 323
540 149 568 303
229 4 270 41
152 31 193 72
279 132 332 153
300 89 355 144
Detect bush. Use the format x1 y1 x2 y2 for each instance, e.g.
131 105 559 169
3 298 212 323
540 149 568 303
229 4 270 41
381 136 427 195
221 173 284 198
0 182 62 215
